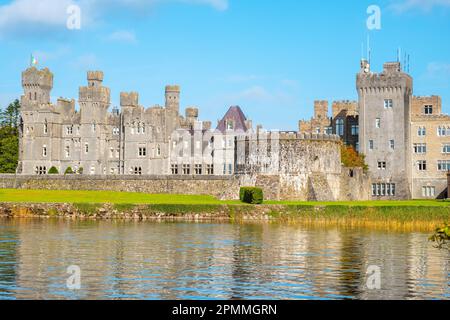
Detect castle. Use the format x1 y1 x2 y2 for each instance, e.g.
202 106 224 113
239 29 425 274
299 60 450 200
17 67 254 177
16 59 450 201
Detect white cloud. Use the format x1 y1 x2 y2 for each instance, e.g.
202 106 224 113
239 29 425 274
0 0 229 37
106 30 137 44
390 0 450 13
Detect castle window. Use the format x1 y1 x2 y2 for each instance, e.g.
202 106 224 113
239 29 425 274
418 126 426 136
336 119 344 136
90 166 95 175
228 164 233 175
376 118 381 128
34 92 37 100
85 143 89 154
65 146 70 158
66 126 73 135
171 164 179 175
325 127 333 135
377 161 386 170
417 160 427 171
44 121 48 134
226 120 235 130
194 164 202 175
29 92 32 100
389 140 395 150
110 148 114 158
42 145 47 157
133 167 142 175
384 99 393 109
442 144 450 154
206 164 214 175
424 105 433 115
182 164 190 175
92 123 96 133
413 143 427 154
369 140 374 150
138 147 147 157
437 160 450 171
372 183 396 197
113 127 119 135
437 126 450 137
351 125 359 136
156 145 161 157
422 186 436 198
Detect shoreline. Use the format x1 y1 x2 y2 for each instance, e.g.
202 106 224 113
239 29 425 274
1 202 449 232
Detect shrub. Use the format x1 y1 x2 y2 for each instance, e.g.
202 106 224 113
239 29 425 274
78 167 83 174
240 187 264 204
48 166 59 174
64 166 74 175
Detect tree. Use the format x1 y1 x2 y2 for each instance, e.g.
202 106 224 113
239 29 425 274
0 100 20 173
0 99 20 129
341 144 368 171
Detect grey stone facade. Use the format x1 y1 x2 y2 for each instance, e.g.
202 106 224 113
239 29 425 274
17 67 252 177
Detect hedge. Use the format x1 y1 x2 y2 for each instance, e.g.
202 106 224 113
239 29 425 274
240 187 264 204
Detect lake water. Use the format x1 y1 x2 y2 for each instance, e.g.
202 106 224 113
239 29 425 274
0 218 449 300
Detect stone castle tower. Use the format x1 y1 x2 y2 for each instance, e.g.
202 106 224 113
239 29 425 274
357 60 413 199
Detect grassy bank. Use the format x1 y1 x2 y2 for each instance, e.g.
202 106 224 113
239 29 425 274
1 189 450 207
0 189 449 231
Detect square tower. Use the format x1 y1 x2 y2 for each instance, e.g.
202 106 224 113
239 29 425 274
357 61 413 199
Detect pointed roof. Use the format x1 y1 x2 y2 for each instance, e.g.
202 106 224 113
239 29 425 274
216 106 248 133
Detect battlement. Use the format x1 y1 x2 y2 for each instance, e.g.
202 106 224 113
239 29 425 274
165 85 180 93
22 67 53 89
237 131 341 142
120 92 139 107
383 62 401 74
185 107 199 118
87 71 104 82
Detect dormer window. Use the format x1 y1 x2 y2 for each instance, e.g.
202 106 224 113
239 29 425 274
424 105 433 115
226 120 234 130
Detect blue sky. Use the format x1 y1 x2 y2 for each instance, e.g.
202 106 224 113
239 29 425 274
0 0 449 130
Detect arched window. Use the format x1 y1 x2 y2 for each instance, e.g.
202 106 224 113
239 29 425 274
336 119 344 136
44 120 48 134
34 92 37 100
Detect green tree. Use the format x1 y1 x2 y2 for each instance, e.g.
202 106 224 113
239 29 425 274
0 100 20 173
0 99 20 129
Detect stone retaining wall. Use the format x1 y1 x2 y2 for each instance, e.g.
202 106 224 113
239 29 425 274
0 175 240 200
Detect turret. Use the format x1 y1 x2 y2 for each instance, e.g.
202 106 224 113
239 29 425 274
79 71 110 124
120 92 139 113
21 67 53 107
165 85 180 112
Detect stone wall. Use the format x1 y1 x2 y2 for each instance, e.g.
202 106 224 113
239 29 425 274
0 175 240 200
339 167 371 201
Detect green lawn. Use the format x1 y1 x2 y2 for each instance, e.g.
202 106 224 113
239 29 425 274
0 189 238 205
0 189 449 207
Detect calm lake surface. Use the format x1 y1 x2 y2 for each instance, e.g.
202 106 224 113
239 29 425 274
0 218 449 300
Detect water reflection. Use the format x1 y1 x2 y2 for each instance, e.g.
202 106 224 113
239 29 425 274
0 218 448 300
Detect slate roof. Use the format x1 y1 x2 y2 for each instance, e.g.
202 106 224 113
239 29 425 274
216 106 248 133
